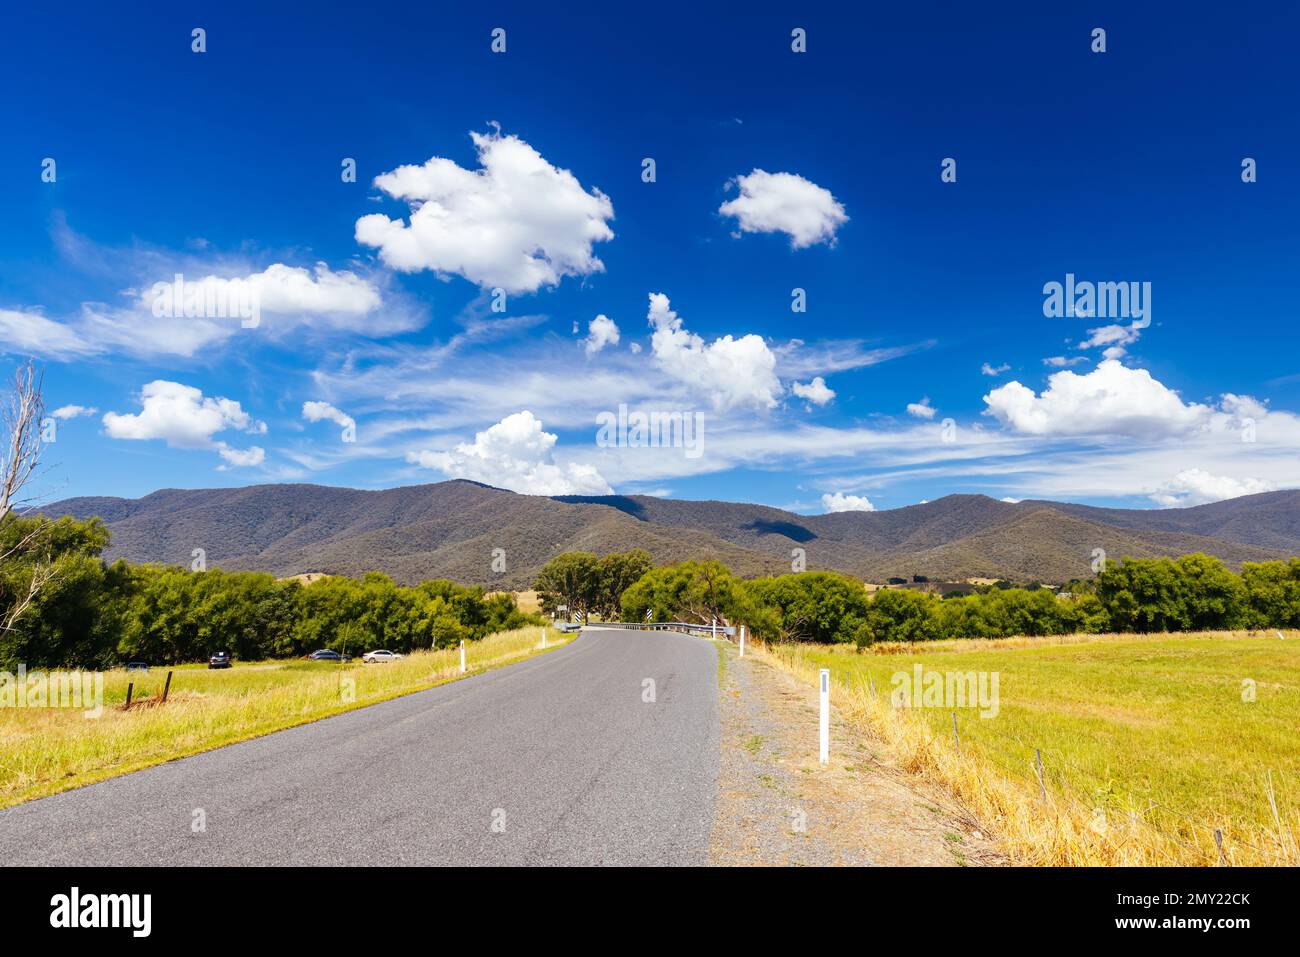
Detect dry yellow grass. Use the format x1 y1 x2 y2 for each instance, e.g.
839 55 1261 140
754 630 1300 866
0 626 568 810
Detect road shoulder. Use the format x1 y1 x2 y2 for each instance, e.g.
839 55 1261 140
709 640 1004 866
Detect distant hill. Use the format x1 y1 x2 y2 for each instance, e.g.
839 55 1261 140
43 481 1299 588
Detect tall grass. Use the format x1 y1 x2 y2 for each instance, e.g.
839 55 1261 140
755 630 1299 866
0 625 567 809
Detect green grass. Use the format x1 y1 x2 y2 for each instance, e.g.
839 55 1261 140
0 626 569 809
766 630 1300 865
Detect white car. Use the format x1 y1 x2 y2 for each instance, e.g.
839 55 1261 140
362 650 404 664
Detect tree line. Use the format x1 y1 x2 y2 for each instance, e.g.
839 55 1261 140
538 550 1300 644
6 517 1299 670
0 515 537 669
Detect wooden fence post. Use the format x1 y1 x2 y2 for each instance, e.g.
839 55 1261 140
162 670 173 703
124 682 133 711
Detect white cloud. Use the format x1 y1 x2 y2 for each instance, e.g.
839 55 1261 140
1043 355 1088 368
0 309 101 360
302 401 356 440
983 360 1208 438
584 314 620 357
141 263 383 329
218 445 266 468
355 129 615 293
981 362 1010 376
821 491 875 513
103 380 266 468
3 263 393 361
792 376 835 406
906 397 936 419
406 410 611 495
647 293 780 411
1078 323 1141 360
1000 497 1023 503
51 404 98 420
1149 468 1276 508
718 169 848 248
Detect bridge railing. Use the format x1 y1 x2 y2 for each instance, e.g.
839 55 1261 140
583 620 736 638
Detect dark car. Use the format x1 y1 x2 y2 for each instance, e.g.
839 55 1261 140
308 649 351 662
125 661 149 672
208 651 232 669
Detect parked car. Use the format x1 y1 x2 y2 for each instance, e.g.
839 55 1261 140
307 649 351 662
208 650 232 669
362 650 404 664
125 661 149 672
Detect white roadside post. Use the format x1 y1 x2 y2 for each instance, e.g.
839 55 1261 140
819 668 830 765
711 616 717 639
739 625 746 658
540 627 547 649
459 639 466 674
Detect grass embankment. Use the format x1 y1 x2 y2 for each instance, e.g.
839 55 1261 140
0 625 568 810
757 630 1299 866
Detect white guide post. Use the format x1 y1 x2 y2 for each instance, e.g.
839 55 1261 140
819 668 830 765
739 625 746 657
459 639 466 673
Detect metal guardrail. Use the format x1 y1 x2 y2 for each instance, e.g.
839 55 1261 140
582 620 736 637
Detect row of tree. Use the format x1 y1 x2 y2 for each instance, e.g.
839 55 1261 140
599 553 1300 644
0 514 538 669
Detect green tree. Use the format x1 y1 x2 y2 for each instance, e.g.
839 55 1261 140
860 588 941 644
741 571 870 643
534 552 599 621
592 549 653 619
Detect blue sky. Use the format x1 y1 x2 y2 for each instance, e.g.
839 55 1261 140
3 2 1298 513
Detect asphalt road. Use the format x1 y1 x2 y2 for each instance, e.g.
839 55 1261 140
0 628 719 866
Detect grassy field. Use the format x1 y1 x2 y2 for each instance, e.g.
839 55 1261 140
759 630 1299 866
0 625 569 810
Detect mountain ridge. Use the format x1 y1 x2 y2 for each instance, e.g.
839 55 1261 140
43 481 1300 589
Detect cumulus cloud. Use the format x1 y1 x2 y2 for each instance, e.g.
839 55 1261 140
103 380 266 467
792 376 835 406
584 314 620 357
983 360 1209 438
355 129 615 293
981 362 1010 376
1149 468 1276 508
821 491 875 513
302 401 357 440
647 293 780 411
406 410 611 495
51 404 98 420
718 169 848 248
906 397 937 419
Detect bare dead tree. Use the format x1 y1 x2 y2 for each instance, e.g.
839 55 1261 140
0 359 45 522
0 359 56 637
